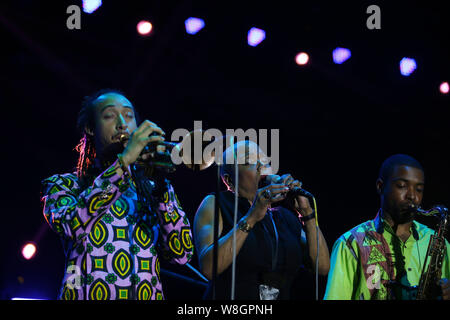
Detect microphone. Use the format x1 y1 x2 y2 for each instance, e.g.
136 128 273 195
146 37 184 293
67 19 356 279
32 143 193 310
259 175 315 199
272 176 314 199
290 187 314 199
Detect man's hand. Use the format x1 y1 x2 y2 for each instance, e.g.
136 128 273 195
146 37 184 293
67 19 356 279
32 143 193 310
440 278 450 300
121 120 165 167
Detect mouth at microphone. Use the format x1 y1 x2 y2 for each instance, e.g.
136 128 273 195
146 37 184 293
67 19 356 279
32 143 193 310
258 175 314 199
114 132 129 142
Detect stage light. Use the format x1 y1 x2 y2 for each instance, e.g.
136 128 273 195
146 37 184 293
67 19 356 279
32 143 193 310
295 52 309 65
439 82 449 94
82 0 102 14
399 57 417 76
185 17 205 35
332 47 351 64
137 21 153 36
247 28 265 47
22 243 36 260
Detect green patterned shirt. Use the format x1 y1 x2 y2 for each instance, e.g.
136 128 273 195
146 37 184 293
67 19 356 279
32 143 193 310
324 212 450 300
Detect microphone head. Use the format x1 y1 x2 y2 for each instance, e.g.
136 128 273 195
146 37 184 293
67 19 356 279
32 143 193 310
291 187 314 199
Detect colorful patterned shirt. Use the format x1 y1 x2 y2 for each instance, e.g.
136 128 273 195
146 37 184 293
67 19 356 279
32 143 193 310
324 212 450 300
41 159 194 300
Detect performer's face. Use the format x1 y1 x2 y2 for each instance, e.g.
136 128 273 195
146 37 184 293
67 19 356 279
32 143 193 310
91 93 138 154
237 148 271 196
378 165 425 223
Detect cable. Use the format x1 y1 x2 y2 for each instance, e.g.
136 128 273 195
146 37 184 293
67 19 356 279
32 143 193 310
211 163 221 299
186 263 209 283
230 142 239 300
312 196 319 300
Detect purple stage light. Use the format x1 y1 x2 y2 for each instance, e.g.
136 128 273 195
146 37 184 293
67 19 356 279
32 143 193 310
399 57 417 76
247 28 266 47
82 0 102 14
332 47 351 64
185 17 205 35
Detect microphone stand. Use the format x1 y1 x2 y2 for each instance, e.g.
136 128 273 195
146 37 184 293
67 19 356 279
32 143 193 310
211 163 221 299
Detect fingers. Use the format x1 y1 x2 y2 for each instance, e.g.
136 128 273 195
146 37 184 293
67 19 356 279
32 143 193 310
267 184 290 193
280 174 294 185
130 120 165 151
144 135 165 144
141 123 165 138
136 120 166 137
279 174 302 189
441 279 450 300
290 180 302 188
259 184 289 203
266 174 281 184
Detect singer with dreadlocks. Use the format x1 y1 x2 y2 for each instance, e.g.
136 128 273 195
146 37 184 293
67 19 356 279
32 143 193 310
40 89 194 300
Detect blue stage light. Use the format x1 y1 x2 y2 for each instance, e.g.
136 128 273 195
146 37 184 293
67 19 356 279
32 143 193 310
82 0 102 14
399 57 417 76
332 47 351 64
247 28 266 47
185 17 205 35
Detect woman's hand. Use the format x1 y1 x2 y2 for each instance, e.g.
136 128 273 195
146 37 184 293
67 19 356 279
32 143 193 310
268 173 314 216
247 184 289 225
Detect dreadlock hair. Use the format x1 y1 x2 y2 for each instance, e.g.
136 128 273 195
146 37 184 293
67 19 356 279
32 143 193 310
75 89 139 187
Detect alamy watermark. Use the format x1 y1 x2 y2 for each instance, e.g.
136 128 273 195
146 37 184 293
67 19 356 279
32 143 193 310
66 265 82 289
366 264 382 290
170 121 280 175
66 5 81 30
366 5 381 30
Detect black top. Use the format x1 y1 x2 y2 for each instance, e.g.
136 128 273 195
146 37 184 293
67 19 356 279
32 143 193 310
204 191 308 300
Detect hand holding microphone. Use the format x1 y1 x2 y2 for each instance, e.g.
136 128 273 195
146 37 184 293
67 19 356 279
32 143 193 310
264 174 314 216
119 120 168 168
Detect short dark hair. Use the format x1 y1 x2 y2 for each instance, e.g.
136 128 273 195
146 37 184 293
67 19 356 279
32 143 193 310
378 154 424 182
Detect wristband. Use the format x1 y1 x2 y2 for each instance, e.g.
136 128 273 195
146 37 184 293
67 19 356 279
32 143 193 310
300 210 315 223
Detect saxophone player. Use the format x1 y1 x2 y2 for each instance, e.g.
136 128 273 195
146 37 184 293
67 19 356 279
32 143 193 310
324 154 450 300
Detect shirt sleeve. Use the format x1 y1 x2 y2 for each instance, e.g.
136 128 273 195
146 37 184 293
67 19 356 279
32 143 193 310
441 239 450 280
323 236 359 300
155 183 194 265
41 160 131 241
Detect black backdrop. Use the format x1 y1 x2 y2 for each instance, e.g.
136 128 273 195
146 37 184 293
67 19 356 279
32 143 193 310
1 0 449 300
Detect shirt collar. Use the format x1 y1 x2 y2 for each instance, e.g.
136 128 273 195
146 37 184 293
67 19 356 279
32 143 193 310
373 209 419 241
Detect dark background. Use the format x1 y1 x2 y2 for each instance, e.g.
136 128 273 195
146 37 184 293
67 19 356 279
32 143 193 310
1 0 449 300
